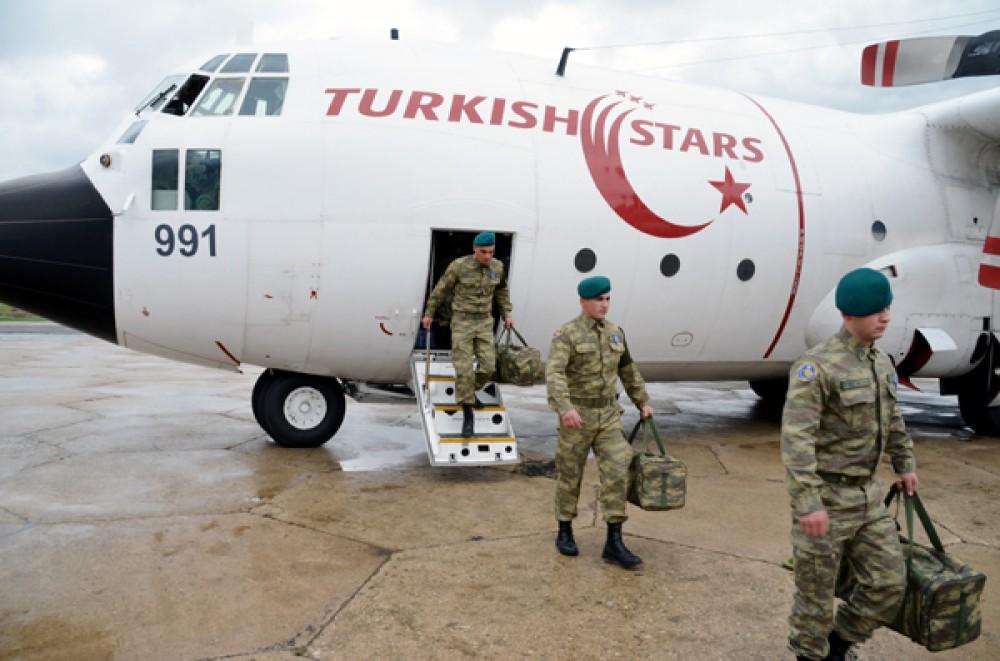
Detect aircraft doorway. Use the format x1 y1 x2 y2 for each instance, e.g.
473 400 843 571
416 229 514 351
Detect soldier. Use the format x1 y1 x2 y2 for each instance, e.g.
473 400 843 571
781 268 919 661
546 276 654 569
422 232 512 437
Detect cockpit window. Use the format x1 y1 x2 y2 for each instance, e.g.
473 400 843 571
151 150 179 210
135 75 185 114
220 53 257 73
200 54 229 72
256 53 289 73
191 78 245 116
185 150 222 211
161 74 210 116
117 120 148 144
239 78 288 116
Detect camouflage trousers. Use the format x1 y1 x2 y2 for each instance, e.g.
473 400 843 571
451 313 496 405
789 482 905 660
554 405 632 524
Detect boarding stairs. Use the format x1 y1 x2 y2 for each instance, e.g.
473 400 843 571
410 350 519 467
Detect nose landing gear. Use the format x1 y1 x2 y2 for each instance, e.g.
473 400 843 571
251 369 346 447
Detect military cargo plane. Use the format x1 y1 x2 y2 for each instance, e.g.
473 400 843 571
1 31 999 453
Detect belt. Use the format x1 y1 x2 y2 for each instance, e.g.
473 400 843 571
570 396 618 409
817 472 872 487
451 310 491 319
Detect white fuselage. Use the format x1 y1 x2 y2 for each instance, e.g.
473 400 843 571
80 40 998 384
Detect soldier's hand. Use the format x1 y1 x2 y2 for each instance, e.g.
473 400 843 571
561 409 582 429
895 472 919 496
504 315 513 328
799 510 829 537
640 404 654 419
421 316 433 330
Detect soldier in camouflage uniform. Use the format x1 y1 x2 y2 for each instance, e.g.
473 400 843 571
422 232 512 437
781 268 919 661
546 275 654 569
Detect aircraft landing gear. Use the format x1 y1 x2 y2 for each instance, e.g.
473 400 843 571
749 377 789 405
955 335 1000 436
251 369 346 447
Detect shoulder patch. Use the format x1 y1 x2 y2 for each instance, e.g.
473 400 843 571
796 362 818 383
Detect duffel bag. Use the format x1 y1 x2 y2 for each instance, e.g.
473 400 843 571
495 326 544 386
838 485 986 651
626 418 686 511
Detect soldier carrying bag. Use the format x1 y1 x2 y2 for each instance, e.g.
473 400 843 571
626 418 687 511
838 484 986 651
495 326 544 386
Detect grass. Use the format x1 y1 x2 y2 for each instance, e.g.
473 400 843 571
0 303 44 322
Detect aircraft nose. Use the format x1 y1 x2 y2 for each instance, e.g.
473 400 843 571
0 165 116 342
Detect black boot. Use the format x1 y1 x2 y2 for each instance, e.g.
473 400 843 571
461 404 475 437
555 521 578 556
824 631 852 661
601 522 642 569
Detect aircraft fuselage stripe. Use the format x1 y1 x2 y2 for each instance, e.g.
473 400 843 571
984 236 1000 256
882 40 900 87
742 95 806 359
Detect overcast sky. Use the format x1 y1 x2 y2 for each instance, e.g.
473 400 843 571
1 0 998 182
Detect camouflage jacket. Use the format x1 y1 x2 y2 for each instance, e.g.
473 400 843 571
781 327 916 516
424 255 512 318
545 313 649 415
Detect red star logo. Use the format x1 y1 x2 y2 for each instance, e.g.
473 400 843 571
708 166 752 214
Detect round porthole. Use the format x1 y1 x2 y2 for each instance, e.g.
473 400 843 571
660 254 680 277
872 220 886 241
737 259 755 282
574 248 596 273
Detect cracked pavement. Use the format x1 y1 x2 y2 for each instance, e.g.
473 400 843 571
0 328 998 659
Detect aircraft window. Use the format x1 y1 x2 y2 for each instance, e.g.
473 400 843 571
239 78 288 116
256 53 289 72
135 75 185 113
117 120 148 144
200 54 229 72
185 149 222 211
192 78 245 116
162 74 210 116
574 248 596 273
151 149 179 210
220 53 257 73
737 259 756 281
660 254 680 277
872 220 887 241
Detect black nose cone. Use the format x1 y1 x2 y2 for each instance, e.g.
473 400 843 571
0 166 116 342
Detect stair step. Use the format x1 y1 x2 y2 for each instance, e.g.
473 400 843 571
433 405 505 412
439 435 516 443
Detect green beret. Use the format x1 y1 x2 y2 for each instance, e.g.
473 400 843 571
473 231 495 247
578 275 611 299
835 268 892 316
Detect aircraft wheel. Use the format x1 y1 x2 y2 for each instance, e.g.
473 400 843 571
958 393 1000 436
261 372 346 448
251 368 278 433
749 377 789 404
956 334 1000 436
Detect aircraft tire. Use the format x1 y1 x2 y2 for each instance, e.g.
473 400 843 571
956 334 1000 436
251 368 278 434
260 373 346 448
749 377 789 404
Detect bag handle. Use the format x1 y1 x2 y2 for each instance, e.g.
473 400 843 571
627 418 666 456
885 484 945 555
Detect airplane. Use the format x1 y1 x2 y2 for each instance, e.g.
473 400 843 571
1 30 999 456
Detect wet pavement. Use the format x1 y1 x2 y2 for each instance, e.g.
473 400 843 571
0 328 998 660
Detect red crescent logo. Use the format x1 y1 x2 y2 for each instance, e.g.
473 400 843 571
581 95 713 239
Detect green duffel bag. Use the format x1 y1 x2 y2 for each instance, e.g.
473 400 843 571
495 326 544 386
627 418 686 511
838 485 986 651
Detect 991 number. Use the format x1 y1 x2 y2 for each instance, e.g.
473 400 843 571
154 224 217 257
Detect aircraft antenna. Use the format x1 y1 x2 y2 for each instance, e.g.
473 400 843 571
556 47 574 76
391 28 399 40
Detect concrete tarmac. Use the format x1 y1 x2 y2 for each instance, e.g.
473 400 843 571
0 329 998 660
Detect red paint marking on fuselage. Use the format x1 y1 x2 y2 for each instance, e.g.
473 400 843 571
882 40 900 87
379 322 393 336
743 94 806 360
215 340 241 366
